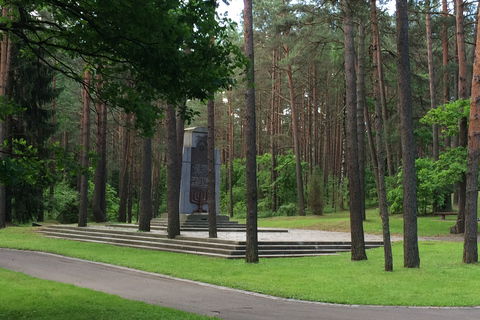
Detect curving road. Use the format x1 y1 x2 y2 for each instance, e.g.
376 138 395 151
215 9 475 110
0 248 478 320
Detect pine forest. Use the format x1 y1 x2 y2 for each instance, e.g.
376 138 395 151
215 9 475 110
0 0 479 264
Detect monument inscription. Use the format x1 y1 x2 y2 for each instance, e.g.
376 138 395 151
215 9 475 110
179 127 220 215
189 137 208 212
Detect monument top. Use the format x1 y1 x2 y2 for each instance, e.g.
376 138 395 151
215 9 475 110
183 127 207 148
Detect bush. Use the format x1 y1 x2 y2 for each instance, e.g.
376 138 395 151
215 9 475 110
307 167 324 215
45 181 79 223
277 203 298 216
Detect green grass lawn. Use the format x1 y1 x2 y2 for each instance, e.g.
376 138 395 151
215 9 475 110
0 268 210 320
1 225 479 307
234 208 479 237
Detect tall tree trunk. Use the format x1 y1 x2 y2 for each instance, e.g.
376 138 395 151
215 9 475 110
426 0 439 162
127 129 136 224
118 113 130 223
356 19 367 221
396 0 420 268
166 104 180 238
442 0 453 210
0 8 10 229
374 9 395 177
454 0 468 234
244 0 259 263
270 50 278 213
92 72 108 222
286 60 306 216
78 69 92 227
49 65 57 216
443 0 449 107
139 137 152 232
313 64 319 168
208 99 217 238
372 0 393 271
342 0 367 261
229 87 234 218
463 8 480 264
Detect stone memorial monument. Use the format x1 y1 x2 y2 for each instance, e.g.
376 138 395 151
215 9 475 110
179 127 220 215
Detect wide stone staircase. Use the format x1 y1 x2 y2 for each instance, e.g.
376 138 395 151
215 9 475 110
38 223 384 259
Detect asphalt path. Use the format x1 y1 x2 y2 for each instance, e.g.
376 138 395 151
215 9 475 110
2 248 479 319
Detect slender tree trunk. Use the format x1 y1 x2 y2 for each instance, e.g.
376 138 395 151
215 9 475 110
176 101 185 188
426 0 439 162
166 104 180 238
342 0 367 261
92 73 108 223
78 69 91 227
118 113 130 223
397 0 420 268
207 99 217 238
139 137 152 232
270 50 278 213
372 0 393 271
313 64 319 168
127 129 135 223
0 7 11 229
463 8 480 264
374 9 394 177
244 0 259 263
49 66 57 215
229 87 234 218
356 19 366 221
286 60 306 216
442 0 452 210
455 0 468 234
443 0 449 107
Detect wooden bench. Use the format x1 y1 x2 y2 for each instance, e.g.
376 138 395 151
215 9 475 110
433 212 457 220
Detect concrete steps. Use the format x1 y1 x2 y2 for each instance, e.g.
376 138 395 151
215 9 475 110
107 215 288 233
38 225 383 259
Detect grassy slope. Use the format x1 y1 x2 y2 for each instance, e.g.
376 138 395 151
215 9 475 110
1 224 479 307
0 267 210 320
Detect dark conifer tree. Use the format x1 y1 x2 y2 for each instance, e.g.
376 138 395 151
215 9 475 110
9 44 59 224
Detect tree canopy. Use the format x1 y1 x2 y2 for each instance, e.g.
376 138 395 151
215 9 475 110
0 0 245 135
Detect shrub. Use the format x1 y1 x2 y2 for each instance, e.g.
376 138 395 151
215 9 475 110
307 167 324 215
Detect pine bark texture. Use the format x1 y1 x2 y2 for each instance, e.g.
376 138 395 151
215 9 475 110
138 137 152 232
342 0 367 261
372 0 393 272
166 104 180 238
244 0 259 263
207 99 217 238
92 73 107 223
426 0 439 162
443 0 449 106
78 69 91 227
118 113 130 223
455 0 468 234
229 88 234 218
396 0 420 268
356 19 366 221
286 60 306 216
0 8 10 229
463 9 480 264
270 50 277 213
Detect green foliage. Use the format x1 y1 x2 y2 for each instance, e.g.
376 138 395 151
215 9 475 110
421 99 470 136
306 167 323 215
45 181 79 224
6 0 247 136
388 147 467 215
221 152 309 218
277 203 299 216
